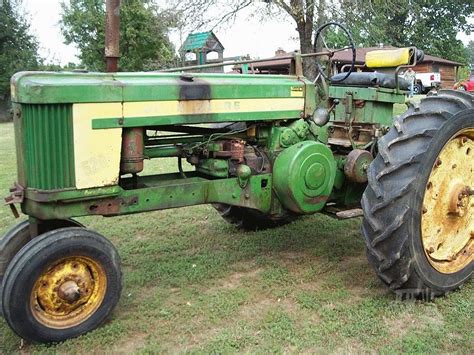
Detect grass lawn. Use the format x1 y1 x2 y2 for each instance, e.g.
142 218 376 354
0 99 472 353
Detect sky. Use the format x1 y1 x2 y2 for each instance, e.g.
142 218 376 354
22 0 473 66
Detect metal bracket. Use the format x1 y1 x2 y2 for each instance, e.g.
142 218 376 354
4 183 24 218
344 92 353 124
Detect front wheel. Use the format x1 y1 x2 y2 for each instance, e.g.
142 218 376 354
0 219 85 317
362 90 473 298
1 227 122 343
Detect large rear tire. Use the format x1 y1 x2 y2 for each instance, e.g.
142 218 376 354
362 90 473 298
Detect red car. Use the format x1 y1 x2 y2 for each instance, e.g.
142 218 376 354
454 74 474 92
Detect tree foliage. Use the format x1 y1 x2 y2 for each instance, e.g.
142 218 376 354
467 41 474 65
337 0 473 63
60 0 176 71
0 0 40 99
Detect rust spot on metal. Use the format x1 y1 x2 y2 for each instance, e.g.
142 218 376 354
304 195 328 205
344 149 373 183
354 99 365 108
88 196 138 216
214 140 245 163
105 0 120 72
4 183 24 218
58 281 81 303
120 128 144 174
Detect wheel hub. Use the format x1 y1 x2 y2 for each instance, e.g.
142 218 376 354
447 184 472 217
58 280 81 303
421 129 473 274
31 256 107 328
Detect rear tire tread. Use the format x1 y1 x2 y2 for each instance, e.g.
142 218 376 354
362 90 473 294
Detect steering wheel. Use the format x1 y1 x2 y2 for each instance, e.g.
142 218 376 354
313 22 356 83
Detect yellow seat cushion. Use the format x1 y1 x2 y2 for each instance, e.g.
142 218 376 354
366 48 412 68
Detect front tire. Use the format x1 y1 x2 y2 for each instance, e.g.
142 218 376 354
1 227 122 343
362 90 473 298
0 219 85 317
0 219 84 283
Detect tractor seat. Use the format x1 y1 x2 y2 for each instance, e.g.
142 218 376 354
330 72 410 90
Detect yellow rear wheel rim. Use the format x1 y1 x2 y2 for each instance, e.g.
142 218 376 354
422 128 473 274
30 256 107 329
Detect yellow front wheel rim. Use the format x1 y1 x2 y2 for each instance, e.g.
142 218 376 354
31 256 107 329
422 128 474 274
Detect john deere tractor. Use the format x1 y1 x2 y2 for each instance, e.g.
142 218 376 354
0 23 472 342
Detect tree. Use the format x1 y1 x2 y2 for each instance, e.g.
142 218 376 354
337 0 474 64
466 41 474 65
0 0 40 100
60 0 177 71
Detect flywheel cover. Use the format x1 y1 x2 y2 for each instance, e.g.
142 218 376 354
273 141 336 213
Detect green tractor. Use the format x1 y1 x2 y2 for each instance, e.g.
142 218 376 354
0 23 472 343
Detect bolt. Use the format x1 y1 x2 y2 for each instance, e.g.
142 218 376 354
435 158 442 167
422 206 428 214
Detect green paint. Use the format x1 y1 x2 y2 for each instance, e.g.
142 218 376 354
181 32 215 51
92 111 304 129
198 51 205 65
21 104 75 190
12 72 311 104
196 159 229 177
273 141 336 214
11 72 122 104
24 185 120 202
22 173 273 220
329 85 405 127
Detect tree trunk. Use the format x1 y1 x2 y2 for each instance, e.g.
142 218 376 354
298 26 317 80
295 0 327 80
